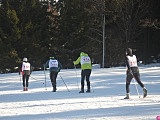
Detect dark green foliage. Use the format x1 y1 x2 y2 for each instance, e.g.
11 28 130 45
0 0 159 73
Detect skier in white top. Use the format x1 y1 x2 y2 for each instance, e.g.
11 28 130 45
124 48 147 99
20 57 31 91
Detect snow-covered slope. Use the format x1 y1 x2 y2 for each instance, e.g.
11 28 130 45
0 65 160 120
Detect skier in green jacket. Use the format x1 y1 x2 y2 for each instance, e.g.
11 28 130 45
73 52 92 93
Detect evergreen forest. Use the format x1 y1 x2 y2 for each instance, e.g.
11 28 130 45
0 0 160 73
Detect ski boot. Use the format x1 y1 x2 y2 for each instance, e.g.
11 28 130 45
52 87 57 92
79 90 84 93
23 87 26 91
124 93 130 99
143 87 147 98
25 87 28 91
86 89 90 93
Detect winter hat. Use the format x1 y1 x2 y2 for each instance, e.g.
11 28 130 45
23 58 27 62
80 52 85 56
126 48 132 55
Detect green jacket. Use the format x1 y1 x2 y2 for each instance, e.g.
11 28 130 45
73 52 92 70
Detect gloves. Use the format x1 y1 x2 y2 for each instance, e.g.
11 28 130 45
73 61 76 65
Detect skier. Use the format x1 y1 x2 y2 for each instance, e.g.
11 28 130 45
73 52 92 93
44 56 62 92
124 48 147 99
19 57 31 91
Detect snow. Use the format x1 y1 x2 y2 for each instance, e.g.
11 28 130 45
0 64 160 120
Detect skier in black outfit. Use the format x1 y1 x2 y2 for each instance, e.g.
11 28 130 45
124 48 147 99
44 56 62 92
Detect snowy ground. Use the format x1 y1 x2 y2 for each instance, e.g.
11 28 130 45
0 64 160 120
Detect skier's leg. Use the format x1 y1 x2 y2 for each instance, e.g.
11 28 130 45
134 73 147 98
124 72 133 99
79 70 85 93
22 75 26 91
134 73 144 88
86 70 91 92
25 75 29 91
50 72 55 92
52 72 58 92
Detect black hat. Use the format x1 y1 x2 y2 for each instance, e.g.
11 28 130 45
126 48 132 55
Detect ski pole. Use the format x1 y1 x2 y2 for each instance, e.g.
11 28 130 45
59 74 70 92
44 66 47 90
90 78 94 93
130 71 140 98
19 74 22 89
19 74 21 84
74 65 80 90
133 78 140 98
30 76 38 81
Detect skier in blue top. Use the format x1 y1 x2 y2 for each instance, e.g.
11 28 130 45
44 56 62 92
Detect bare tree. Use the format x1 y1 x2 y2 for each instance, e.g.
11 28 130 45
115 0 152 48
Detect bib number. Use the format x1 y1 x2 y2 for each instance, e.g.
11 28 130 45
49 60 58 68
81 56 91 65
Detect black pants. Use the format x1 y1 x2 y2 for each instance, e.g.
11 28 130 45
126 68 144 93
22 74 30 87
81 69 91 91
50 71 58 89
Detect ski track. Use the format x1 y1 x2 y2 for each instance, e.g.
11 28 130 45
0 65 160 120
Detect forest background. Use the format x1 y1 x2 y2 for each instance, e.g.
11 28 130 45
0 0 160 73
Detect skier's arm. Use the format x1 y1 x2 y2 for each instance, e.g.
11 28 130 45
125 56 133 75
43 60 49 69
58 61 62 72
125 56 130 70
30 64 33 75
73 57 80 65
19 63 25 75
19 67 22 75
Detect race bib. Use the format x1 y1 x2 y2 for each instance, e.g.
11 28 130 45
127 55 138 67
81 56 91 65
49 59 58 68
22 62 30 71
